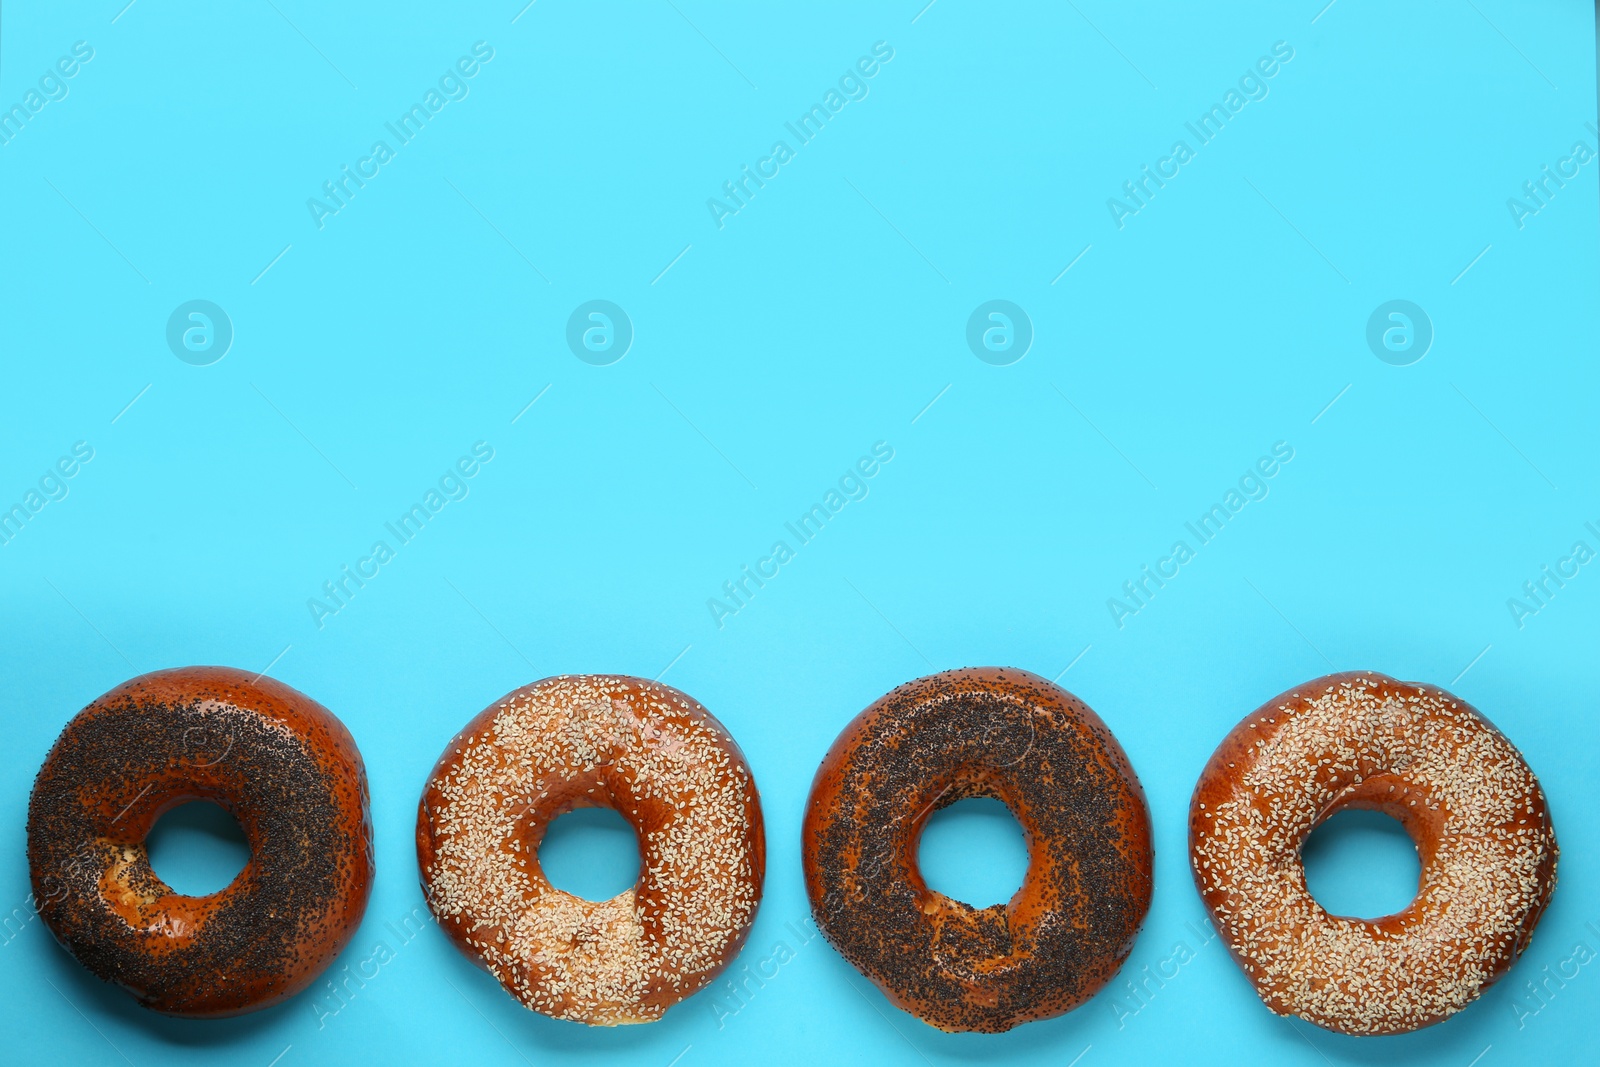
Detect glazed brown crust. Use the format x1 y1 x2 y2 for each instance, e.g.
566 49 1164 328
1189 671 1558 1036
26 666 375 1017
415 675 764 1025
802 667 1154 1033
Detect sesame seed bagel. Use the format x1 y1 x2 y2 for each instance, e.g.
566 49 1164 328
802 667 1154 1032
26 667 375 1017
1189 671 1558 1035
415 675 765 1025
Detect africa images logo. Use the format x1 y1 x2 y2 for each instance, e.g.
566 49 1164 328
306 42 495 229
706 42 895 229
1106 41 1295 229
0 41 94 149
966 301 1033 366
1107 442 1295 628
707 442 895 629
1365 300 1432 366
166 301 234 366
307 442 495 628
566 301 634 366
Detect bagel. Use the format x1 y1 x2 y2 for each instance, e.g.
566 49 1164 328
802 667 1153 1032
416 675 765 1024
1189 671 1558 1034
27 666 374 1017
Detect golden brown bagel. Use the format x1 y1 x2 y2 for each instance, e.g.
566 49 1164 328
1189 671 1558 1035
416 675 765 1024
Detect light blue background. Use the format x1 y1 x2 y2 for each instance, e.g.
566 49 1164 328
3 1 1598 1064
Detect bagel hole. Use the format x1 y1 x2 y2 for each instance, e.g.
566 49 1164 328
145 800 251 896
1302 809 1421 919
538 807 642 902
917 797 1029 909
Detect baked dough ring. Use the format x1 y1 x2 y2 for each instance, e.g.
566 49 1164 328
803 667 1154 1032
1189 671 1558 1034
26 667 374 1017
416 675 764 1024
